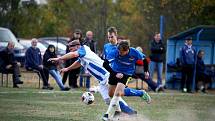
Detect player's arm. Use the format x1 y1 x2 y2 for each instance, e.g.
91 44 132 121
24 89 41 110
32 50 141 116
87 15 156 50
67 60 81 70
48 51 79 62
60 60 81 73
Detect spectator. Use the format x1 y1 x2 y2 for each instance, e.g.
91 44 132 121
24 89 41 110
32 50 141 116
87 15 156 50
149 33 165 87
82 31 97 53
196 50 211 93
0 41 23 88
25 38 53 90
80 31 97 88
62 29 81 88
43 45 70 91
180 37 196 93
135 46 164 92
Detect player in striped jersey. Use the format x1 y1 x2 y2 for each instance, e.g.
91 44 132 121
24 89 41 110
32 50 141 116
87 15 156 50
49 40 110 104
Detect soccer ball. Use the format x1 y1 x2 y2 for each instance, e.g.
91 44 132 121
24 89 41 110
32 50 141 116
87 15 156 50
81 92 95 105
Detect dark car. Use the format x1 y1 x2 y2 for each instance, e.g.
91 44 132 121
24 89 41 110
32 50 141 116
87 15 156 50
0 27 25 65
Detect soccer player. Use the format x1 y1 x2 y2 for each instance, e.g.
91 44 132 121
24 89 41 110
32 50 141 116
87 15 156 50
102 40 151 121
49 40 110 104
103 27 139 115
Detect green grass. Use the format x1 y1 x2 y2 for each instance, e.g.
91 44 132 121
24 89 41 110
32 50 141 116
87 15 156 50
0 87 215 121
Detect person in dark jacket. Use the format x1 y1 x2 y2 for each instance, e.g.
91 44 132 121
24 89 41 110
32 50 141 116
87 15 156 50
82 31 97 53
180 37 196 93
25 38 53 90
43 45 70 91
196 50 211 93
149 33 165 87
0 41 23 88
62 29 81 88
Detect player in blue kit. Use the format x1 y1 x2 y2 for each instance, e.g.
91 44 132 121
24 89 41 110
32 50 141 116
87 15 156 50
102 40 151 121
103 27 140 115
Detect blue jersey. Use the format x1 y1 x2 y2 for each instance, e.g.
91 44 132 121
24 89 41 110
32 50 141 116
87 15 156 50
109 47 143 75
103 43 117 60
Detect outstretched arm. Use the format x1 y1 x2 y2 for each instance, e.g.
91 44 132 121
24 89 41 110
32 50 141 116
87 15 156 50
60 60 82 73
48 51 79 62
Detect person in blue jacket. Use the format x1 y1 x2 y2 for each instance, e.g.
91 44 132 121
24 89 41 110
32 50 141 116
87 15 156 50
180 37 196 93
25 38 53 90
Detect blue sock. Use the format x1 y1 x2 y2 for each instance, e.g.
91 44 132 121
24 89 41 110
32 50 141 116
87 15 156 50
124 88 143 97
119 101 136 114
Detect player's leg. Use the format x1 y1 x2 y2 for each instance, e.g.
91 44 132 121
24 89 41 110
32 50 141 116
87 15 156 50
108 74 137 114
121 74 151 103
102 82 125 121
98 83 111 105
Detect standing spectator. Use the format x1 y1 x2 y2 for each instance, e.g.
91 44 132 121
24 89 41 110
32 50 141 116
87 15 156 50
25 38 53 90
62 29 81 88
80 31 97 88
149 33 165 87
43 45 70 91
0 41 23 88
180 37 196 93
82 31 97 53
196 50 211 93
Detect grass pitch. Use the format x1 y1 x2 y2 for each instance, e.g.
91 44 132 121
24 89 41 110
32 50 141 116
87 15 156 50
0 87 215 121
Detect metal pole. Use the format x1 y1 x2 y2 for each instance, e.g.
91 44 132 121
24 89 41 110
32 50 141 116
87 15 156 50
160 15 164 41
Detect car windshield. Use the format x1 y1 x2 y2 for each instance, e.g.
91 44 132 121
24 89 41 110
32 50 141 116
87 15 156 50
0 29 17 42
37 42 47 52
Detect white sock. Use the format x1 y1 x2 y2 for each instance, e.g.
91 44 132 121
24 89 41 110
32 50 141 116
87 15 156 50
106 96 120 114
99 83 110 102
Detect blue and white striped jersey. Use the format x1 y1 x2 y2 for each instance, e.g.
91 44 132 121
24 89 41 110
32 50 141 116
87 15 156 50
77 45 109 84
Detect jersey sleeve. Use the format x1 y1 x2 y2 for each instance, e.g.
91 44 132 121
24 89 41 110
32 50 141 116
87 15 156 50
77 46 86 58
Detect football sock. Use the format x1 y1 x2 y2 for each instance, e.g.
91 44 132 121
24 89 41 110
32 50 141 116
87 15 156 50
119 101 136 114
119 97 136 114
124 88 144 97
106 96 120 114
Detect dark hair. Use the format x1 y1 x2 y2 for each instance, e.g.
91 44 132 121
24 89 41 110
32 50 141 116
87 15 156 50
107 27 117 34
46 44 56 54
198 49 204 55
118 40 129 51
185 37 192 41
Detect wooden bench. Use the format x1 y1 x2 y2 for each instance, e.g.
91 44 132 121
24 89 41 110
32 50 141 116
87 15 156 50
0 69 41 88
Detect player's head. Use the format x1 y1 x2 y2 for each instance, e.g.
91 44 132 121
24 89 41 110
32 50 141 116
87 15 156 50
107 26 117 44
68 39 81 52
118 40 130 56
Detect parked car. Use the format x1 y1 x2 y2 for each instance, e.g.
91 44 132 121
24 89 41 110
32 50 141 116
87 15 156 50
38 40 66 56
38 37 69 45
19 39 47 56
0 27 25 65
